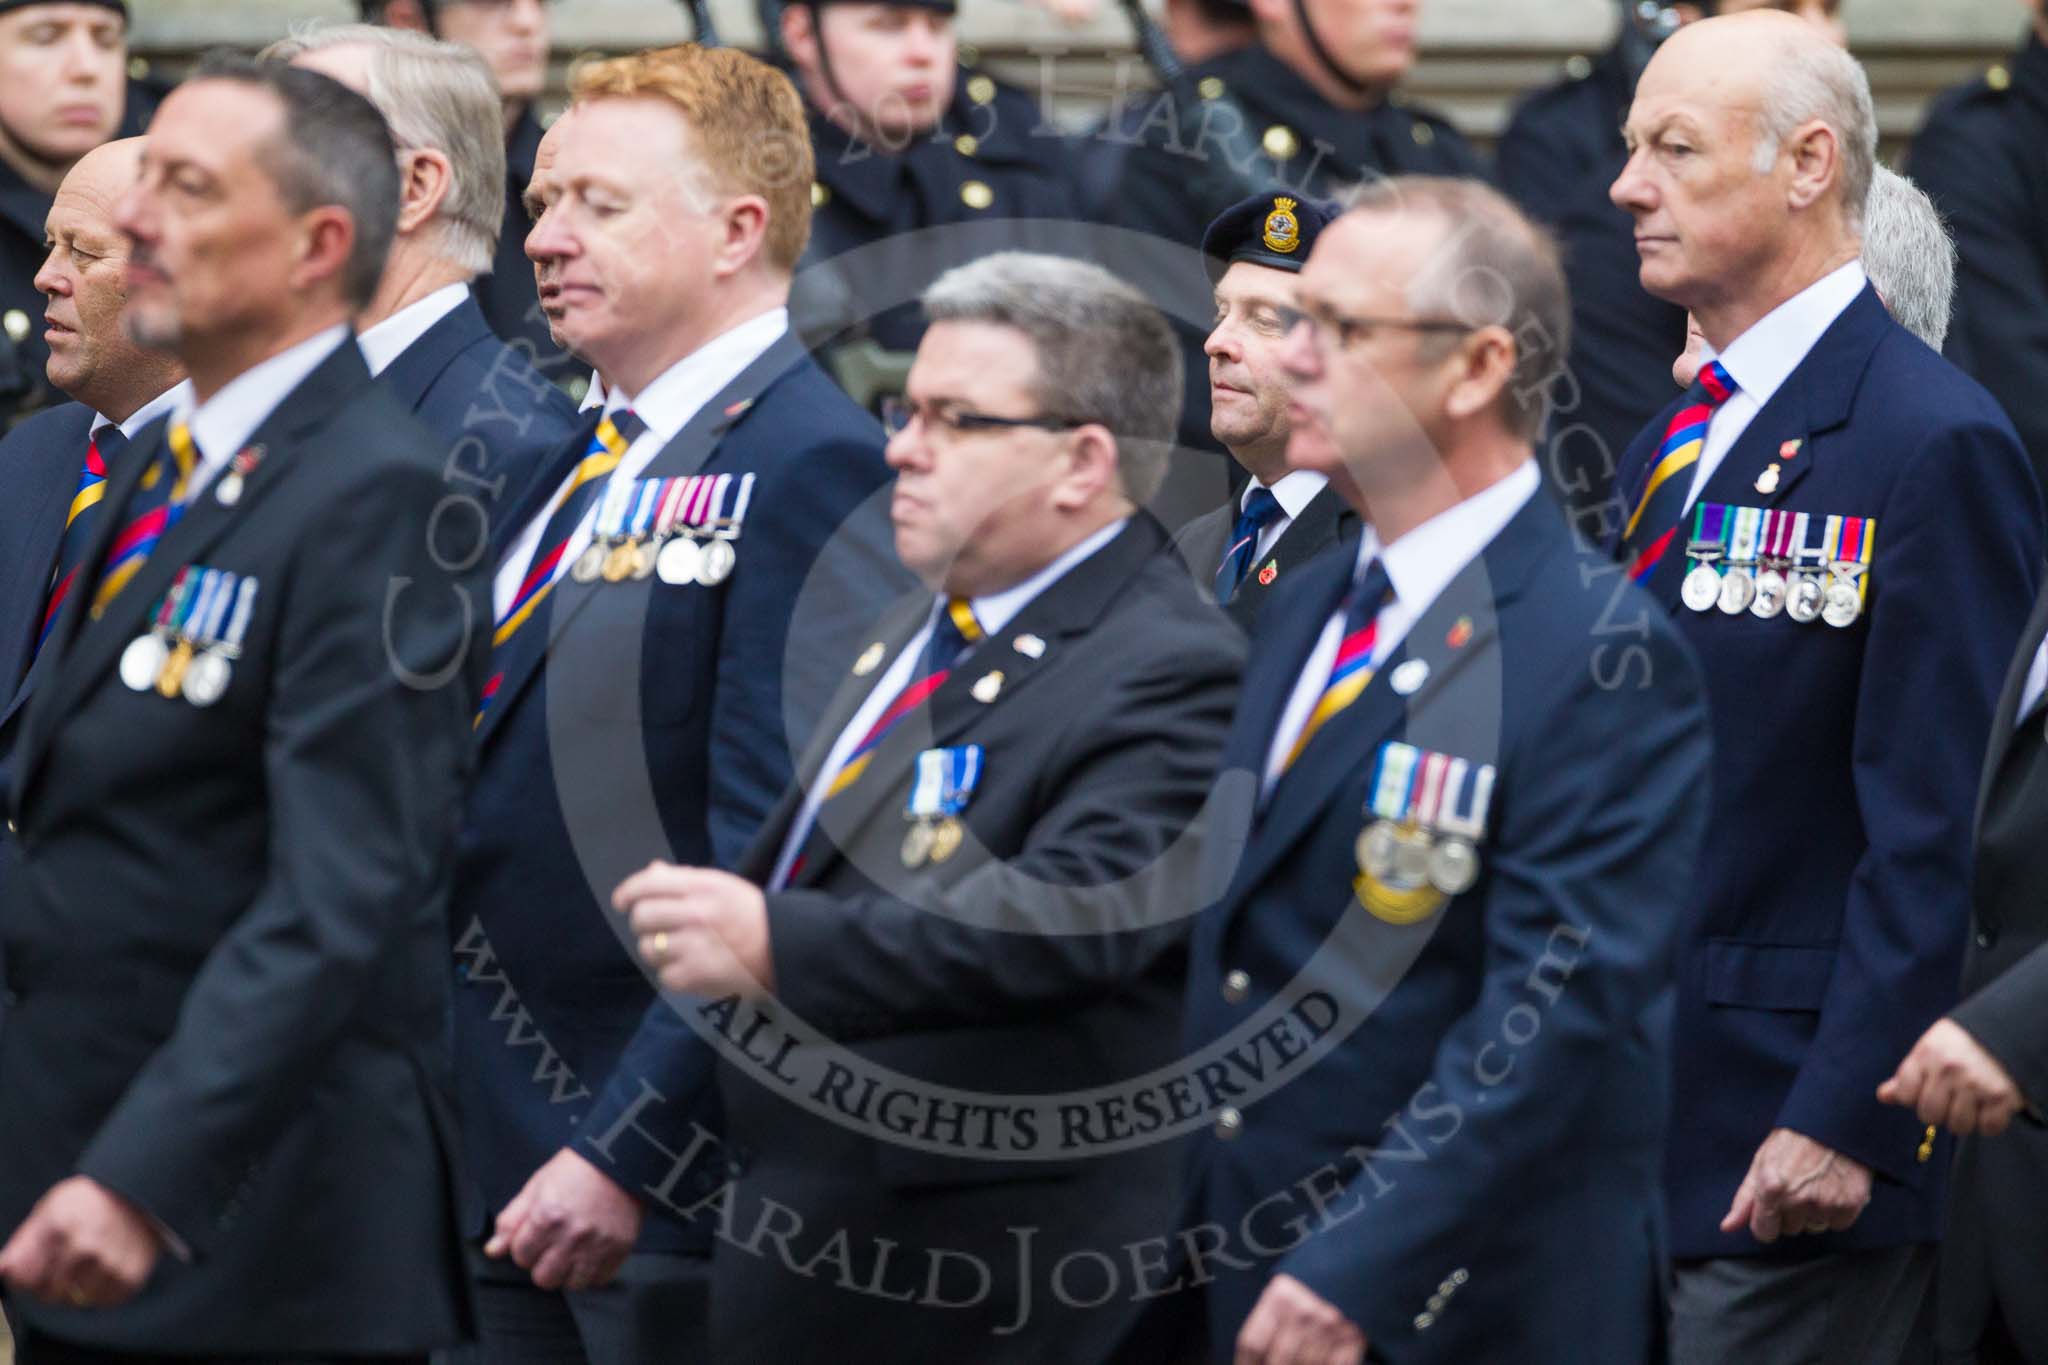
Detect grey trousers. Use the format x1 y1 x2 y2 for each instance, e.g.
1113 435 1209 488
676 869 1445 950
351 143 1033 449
1671 1246 1937 1365
439 1247 711 1365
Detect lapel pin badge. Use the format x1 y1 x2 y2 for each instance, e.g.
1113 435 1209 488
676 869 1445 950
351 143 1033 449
1257 560 1279 587
971 670 1004 704
853 641 885 676
1446 616 1474 650
1013 634 1046 659
1755 462 1781 495
1390 658 1430 696
1779 438 1803 460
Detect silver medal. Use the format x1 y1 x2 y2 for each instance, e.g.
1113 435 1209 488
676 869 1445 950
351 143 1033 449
656 537 702 586
1391 826 1432 885
1750 567 1787 619
696 539 737 587
1717 565 1756 615
1822 578 1862 628
1681 563 1722 613
570 543 606 584
181 651 232 707
119 634 169 692
1356 819 1400 878
1427 838 1479 896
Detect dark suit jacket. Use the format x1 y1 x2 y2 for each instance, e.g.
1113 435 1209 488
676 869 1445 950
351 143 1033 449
697 515 1242 1362
376 293 578 525
451 337 902 1255
1172 485 1360 630
1936 579 2048 1355
0 342 483 1353
1607 285 2045 1258
1183 489 1709 1363
0 402 95 789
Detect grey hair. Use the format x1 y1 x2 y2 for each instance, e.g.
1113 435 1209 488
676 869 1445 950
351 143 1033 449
920 252 1182 504
1862 166 1955 351
264 23 505 276
1337 176 1571 442
1751 37 1877 232
189 52 400 310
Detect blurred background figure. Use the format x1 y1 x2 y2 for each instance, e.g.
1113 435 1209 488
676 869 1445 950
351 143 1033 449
1909 0 2048 495
364 0 571 380
1499 0 1846 526
0 0 156 424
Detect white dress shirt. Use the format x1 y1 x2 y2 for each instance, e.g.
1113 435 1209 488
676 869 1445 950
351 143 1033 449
175 324 353 497
355 283 470 378
491 308 788 622
768 516 1131 890
1262 461 1540 794
1245 468 1328 564
91 379 192 444
1685 261 1866 505
2019 636 2048 723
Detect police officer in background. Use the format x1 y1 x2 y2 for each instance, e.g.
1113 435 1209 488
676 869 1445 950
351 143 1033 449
1103 0 1480 462
1498 0 1844 523
0 0 150 422
780 0 1079 360
1909 0 2048 491
366 0 572 383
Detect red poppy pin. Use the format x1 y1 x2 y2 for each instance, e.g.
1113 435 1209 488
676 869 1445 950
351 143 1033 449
1446 616 1474 649
1257 561 1278 586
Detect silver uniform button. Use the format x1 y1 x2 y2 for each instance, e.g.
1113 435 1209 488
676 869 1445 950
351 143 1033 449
1214 1107 1243 1139
1222 969 1250 1003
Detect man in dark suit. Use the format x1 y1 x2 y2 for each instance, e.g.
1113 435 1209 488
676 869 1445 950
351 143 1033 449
1168 176 1708 1365
1908 0 2048 491
445 45 899 1363
1607 16 2044 1361
616 250 1242 1362
0 57 481 1361
365 0 571 382
272 23 577 525
1172 190 1356 629
0 137 185 818
1879 588 2048 1363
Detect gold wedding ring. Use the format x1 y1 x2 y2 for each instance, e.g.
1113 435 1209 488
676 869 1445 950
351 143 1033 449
652 931 669 962
66 1285 89 1307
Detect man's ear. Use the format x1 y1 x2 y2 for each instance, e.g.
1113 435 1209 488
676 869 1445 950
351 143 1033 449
1784 117 1843 217
396 148 454 236
1442 325 1516 426
1050 423 1126 513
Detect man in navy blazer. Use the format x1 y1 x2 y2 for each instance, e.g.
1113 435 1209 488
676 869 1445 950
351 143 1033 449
1608 15 2044 1361
441 47 899 1363
274 24 574 525
0 138 184 999
1173 177 1710 1365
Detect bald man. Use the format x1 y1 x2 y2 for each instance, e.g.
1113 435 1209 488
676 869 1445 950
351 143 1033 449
1608 15 2041 1362
0 136 185 823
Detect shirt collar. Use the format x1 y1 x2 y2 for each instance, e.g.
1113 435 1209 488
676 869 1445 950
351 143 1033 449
579 370 606 412
1246 469 1328 521
1354 460 1540 612
603 308 789 443
959 517 1130 640
93 379 194 441
1704 260 1866 409
356 283 471 378
178 324 352 472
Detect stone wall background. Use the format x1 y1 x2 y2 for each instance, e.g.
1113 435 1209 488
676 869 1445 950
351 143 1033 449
125 0 2033 154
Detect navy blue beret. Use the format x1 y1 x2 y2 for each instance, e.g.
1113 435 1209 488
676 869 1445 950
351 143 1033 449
1200 190 1340 284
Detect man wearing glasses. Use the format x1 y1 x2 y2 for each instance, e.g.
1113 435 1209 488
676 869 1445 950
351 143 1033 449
615 250 1244 1362
1167 176 1709 1365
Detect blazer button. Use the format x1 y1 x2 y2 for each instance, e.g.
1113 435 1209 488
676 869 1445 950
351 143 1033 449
1976 927 1998 949
1214 1107 1243 1140
1222 970 1250 1004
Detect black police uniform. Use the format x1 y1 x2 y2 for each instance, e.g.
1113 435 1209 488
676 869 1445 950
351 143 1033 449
1100 44 1481 460
1498 42 1688 521
1908 30 2048 491
803 67 1080 353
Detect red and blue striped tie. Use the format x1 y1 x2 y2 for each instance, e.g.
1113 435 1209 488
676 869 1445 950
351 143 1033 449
1281 559 1393 773
824 598 984 798
1621 360 1737 583
36 426 123 654
90 420 198 618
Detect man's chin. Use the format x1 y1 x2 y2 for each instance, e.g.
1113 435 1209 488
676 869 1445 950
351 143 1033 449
122 310 182 354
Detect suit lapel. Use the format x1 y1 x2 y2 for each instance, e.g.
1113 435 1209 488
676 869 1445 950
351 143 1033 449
1231 488 1358 626
16 343 366 806
1977 579 2048 836
788 516 1170 888
475 334 810 750
1650 287 1889 614
373 295 490 414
